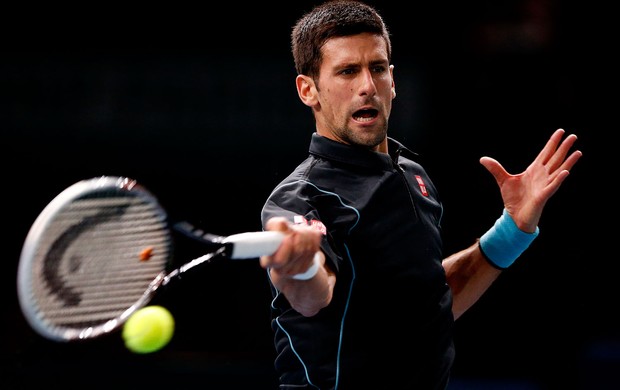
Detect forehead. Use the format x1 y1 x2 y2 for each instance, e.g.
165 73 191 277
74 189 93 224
321 33 389 66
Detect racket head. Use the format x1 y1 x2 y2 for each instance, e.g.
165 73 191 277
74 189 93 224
17 176 173 342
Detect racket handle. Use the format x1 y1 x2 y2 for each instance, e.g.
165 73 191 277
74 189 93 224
223 231 285 259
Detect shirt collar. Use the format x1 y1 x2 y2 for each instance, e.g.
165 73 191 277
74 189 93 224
308 133 417 170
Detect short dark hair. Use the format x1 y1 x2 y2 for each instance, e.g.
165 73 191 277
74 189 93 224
291 0 392 78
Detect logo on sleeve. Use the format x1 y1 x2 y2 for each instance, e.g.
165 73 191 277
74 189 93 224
415 175 429 197
293 215 327 235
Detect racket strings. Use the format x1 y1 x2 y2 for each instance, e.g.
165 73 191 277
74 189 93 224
30 191 172 332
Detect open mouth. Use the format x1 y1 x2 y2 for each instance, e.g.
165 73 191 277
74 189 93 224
353 108 378 122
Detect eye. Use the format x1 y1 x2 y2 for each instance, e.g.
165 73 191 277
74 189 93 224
371 65 387 74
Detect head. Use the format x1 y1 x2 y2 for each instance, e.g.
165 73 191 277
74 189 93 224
292 0 392 79
291 0 395 152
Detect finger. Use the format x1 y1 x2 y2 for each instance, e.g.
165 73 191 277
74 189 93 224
545 132 579 172
544 149 582 195
540 167 572 200
266 216 291 233
261 217 291 269
262 234 294 270
532 128 564 167
559 149 583 173
549 136 581 174
285 225 322 271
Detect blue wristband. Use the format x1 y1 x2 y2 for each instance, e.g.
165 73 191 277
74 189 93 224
479 209 539 269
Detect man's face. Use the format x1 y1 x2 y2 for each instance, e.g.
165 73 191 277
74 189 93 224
313 32 395 152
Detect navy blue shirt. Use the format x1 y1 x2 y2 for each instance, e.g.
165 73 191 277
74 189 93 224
261 133 455 389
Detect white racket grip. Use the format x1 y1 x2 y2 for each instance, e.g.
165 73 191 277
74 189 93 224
223 231 285 259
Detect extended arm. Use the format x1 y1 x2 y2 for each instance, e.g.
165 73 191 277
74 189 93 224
445 128 582 319
260 217 336 317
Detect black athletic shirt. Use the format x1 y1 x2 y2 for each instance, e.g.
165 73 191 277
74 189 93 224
261 133 455 390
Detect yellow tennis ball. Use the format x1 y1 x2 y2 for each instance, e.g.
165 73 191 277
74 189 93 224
122 305 175 354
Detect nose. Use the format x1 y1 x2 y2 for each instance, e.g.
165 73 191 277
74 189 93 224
358 68 377 97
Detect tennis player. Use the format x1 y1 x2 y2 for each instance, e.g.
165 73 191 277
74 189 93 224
259 1 582 388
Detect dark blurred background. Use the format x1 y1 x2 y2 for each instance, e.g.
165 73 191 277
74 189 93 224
2 1 615 389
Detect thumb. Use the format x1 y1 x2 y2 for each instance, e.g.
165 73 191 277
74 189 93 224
479 156 508 185
265 216 291 233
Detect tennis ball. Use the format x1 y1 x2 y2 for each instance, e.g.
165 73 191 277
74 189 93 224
122 305 175 354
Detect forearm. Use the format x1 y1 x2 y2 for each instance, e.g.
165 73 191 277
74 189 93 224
443 241 502 320
269 254 336 317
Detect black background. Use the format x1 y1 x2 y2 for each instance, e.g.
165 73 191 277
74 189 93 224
2 1 615 389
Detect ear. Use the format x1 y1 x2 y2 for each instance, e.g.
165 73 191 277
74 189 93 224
296 74 318 107
390 64 396 99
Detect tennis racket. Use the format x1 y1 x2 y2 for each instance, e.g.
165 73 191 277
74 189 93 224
16 176 283 343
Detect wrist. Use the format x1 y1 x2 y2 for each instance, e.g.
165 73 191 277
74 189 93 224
290 252 322 280
479 209 539 269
